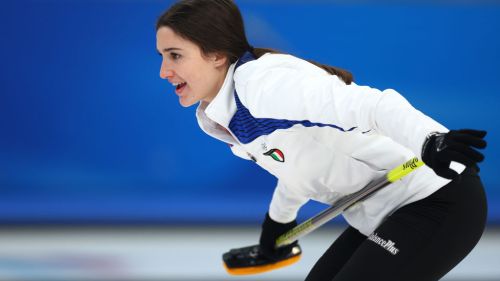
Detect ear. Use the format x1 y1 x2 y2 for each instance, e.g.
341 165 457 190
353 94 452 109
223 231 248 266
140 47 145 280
211 52 228 68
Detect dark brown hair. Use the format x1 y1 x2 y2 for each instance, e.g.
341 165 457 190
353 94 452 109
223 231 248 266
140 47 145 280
156 0 353 84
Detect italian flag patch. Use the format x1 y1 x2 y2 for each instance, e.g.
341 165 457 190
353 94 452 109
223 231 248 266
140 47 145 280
263 149 285 163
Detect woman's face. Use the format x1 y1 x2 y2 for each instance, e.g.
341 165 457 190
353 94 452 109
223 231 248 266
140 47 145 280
156 26 228 107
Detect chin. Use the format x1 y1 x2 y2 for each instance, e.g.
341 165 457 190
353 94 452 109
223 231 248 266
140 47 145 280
179 97 198 108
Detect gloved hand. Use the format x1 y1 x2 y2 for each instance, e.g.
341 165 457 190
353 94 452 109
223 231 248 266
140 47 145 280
422 129 487 179
259 212 298 261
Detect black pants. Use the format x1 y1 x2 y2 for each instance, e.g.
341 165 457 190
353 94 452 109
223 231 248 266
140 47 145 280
305 168 487 281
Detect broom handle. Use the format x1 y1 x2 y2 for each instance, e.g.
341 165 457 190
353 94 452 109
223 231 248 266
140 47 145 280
275 157 424 248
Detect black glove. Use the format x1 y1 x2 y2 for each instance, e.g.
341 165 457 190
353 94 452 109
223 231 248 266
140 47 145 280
259 212 298 261
422 129 487 179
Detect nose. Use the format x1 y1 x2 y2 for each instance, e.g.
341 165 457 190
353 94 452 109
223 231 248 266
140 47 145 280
159 60 174 79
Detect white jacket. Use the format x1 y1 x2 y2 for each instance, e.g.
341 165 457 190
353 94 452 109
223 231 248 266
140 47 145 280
196 52 463 235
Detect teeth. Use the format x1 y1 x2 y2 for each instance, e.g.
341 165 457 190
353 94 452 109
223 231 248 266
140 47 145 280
172 82 185 87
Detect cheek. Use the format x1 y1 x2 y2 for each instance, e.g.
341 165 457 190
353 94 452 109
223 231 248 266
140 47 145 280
189 72 211 91
185 62 218 94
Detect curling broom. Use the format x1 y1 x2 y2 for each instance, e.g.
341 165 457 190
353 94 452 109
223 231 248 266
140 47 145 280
223 157 424 275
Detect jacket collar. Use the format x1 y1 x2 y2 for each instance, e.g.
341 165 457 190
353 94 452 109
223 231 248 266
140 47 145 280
195 52 256 143
196 62 237 129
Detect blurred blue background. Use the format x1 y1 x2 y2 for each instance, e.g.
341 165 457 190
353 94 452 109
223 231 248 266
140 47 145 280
1 0 499 225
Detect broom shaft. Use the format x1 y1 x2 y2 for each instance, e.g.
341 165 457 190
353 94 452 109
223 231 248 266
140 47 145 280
275 157 424 248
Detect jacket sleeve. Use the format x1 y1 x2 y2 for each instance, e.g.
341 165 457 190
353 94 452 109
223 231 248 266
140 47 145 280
237 65 448 158
269 180 309 223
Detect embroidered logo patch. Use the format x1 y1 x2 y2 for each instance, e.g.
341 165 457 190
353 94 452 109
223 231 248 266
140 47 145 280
263 149 285 163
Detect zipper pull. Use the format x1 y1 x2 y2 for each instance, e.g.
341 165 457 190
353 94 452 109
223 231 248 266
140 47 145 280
247 152 257 162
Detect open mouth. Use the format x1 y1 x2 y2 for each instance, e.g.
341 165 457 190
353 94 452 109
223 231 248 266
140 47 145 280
175 82 187 95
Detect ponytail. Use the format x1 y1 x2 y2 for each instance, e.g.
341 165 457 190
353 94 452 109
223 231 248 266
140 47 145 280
252 47 353 85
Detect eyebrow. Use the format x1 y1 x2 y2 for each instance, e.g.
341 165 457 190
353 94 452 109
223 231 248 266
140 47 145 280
157 47 182 54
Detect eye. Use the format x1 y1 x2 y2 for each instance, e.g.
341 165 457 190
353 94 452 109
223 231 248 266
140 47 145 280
170 52 181 61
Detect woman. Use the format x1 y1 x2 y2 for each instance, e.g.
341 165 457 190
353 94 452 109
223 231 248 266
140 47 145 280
155 1 488 280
